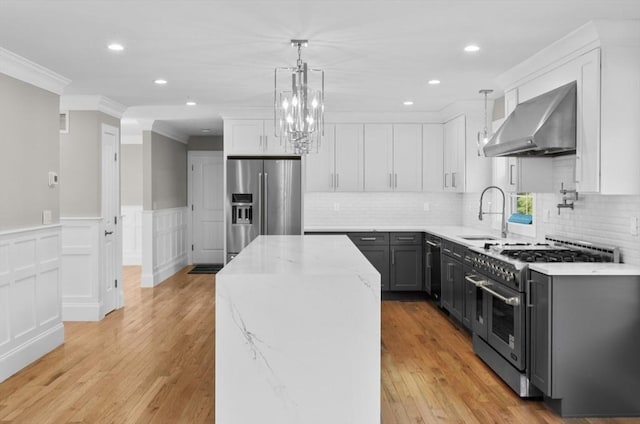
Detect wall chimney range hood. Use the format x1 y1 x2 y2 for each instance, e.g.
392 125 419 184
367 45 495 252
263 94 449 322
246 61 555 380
483 81 577 157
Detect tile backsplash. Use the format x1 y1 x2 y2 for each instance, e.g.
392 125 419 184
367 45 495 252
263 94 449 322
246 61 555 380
304 192 462 228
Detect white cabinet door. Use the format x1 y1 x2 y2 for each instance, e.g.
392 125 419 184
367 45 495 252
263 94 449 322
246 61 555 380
364 124 393 191
393 124 422 191
422 124 443 192
575 49 600 193
443 115 465 192
334 124 364 192
263 120 286 155
225 120 263 154
305 124 335 192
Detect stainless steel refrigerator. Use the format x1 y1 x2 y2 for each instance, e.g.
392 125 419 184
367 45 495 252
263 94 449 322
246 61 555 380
226 157 302 262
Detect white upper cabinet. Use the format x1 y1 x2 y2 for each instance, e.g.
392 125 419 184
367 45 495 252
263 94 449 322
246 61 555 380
363 124 422 192
496 21 640 194
393 124 423 191
224 119 291 155
364 124 394 191
443 115 465 192
334 124 364 191
305 124 336 192
422 124 443 192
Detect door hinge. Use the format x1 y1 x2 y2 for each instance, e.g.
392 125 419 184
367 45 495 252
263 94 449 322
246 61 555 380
192 164 194 171
191 244 194 251
114 152 118 161
192 204 194 211
115 279 118 288
114 216 118 225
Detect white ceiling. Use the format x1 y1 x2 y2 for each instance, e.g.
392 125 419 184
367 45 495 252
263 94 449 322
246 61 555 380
1 0 639 137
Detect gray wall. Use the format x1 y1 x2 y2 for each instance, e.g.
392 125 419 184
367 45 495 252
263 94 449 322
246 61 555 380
121 144 143 206
188 135 223 151
60 111 120 217
143 131 187 210
0 73 59 231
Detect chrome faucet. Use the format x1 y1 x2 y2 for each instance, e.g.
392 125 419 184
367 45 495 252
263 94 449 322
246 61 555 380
478 185 508 238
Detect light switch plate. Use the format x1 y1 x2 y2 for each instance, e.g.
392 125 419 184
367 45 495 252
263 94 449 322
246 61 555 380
42 210 52 225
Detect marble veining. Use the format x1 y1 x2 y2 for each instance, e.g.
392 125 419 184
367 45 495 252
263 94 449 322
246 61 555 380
216 235 380 424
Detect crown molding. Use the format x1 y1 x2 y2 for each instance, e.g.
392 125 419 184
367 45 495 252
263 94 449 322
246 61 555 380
60 95 128 118
0 46 70 94
151 121 189 144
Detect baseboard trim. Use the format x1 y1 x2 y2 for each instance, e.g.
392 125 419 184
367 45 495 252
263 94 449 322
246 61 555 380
141 254 188 288
62 302 103 322
0 323 64 383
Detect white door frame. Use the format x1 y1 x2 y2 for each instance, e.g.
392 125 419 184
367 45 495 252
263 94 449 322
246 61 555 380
101 123 123 312
187 150 224 264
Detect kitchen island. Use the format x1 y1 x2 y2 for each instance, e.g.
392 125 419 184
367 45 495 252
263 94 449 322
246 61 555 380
215 235 380 424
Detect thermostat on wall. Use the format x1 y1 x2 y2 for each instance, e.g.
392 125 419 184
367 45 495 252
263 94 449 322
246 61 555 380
48 171 58 187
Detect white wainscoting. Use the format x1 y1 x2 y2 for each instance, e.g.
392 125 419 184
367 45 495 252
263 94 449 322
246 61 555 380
60 218 102 321
0 225 64 383
122 205 142 265
141 207 188 287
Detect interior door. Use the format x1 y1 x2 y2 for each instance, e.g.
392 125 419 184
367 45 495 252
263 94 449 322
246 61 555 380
190 152 224 264
102 124 120 316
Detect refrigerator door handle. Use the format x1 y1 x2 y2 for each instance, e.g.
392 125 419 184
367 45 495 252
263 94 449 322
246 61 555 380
264 173 269 235
258 172 263 235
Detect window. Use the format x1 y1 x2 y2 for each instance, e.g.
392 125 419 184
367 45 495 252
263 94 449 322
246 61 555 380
508 192 535 237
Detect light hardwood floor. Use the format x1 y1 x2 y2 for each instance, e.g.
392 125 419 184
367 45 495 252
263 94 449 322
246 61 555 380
0 266 637 423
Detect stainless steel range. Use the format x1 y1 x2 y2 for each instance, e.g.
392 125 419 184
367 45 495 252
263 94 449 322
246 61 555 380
465 235 619 397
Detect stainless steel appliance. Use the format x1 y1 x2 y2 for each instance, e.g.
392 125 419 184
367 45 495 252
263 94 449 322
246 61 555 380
226 157 302 262
466 235 619 397
424 234 441 301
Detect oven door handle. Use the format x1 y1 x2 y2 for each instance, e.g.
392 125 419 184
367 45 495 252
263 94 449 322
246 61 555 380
464 275 488 287
479 284 520 306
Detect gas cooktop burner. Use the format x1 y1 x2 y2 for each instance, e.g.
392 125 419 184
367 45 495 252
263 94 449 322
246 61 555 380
500 249 610 263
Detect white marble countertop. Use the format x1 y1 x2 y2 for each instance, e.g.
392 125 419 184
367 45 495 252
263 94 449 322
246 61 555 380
216 235 380 424
529 262 640 276
304 225 532 248
219 234 379 277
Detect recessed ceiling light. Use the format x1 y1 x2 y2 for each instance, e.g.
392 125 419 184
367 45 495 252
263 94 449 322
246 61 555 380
186 100 197 106
403 101 414 106
464 45 480 53
154 79 168 85
201 129 211 133
107 43 124 51
428 79 441 85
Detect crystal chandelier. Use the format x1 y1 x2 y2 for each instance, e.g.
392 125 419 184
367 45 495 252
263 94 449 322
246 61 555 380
477 89 493 156
274 40 325 155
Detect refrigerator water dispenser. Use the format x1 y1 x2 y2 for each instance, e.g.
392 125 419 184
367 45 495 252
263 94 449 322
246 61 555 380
231 193 253 224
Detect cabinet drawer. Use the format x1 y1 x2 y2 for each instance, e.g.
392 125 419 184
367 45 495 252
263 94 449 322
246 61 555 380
348 232 389 246
390 232 423 245
442 239 465 259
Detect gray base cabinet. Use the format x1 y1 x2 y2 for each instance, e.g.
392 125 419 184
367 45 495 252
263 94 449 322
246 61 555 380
529 270 640 417
441 239 471 330
349 232 423 292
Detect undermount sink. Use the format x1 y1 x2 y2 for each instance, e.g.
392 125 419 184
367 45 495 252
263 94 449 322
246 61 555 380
458 235 499 241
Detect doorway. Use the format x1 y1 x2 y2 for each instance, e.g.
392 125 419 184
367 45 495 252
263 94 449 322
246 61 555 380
188 151 224 264
101 123 122 314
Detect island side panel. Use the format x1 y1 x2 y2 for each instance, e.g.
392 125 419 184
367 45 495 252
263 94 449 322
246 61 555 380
216 271 380 424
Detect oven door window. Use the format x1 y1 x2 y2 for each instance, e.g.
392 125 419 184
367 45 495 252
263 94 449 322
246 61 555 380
487 284 525 371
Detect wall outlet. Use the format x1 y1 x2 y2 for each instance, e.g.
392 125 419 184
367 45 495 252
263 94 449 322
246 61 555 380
333 202 340 212
42 210 52 225
630 216 639 236
423 202 430 212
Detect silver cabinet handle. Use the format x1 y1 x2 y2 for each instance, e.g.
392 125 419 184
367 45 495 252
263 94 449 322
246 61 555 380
336 173 339 188
259 135 263 149
360 237 377 241
394 173 398 188
452 172 457 188
426 241 439 247
426 251 432 268
509 164 516 186
444 173 449 188
527 279 536 308
264 135 268 151
391 248 395 265
389 173 392 188
397 237 415 241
